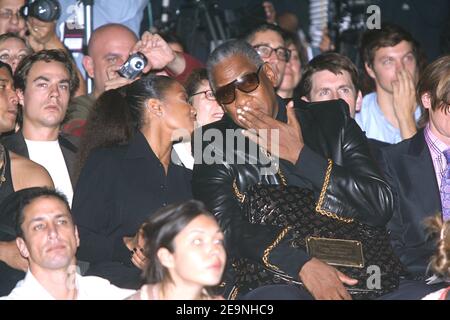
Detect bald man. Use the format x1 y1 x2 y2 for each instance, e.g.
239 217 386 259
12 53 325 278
63 23 202 135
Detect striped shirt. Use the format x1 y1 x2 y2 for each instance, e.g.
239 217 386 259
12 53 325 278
424 123 449 189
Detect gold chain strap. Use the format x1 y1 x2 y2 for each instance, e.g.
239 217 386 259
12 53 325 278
315 159 354 223
232 179 245 203
262 226 291 271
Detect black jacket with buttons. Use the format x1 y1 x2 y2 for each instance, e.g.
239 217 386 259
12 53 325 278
192 97 394 285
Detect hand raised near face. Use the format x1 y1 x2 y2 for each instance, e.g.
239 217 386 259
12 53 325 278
130 31 176 73
241 101 304 164
392 69 417 139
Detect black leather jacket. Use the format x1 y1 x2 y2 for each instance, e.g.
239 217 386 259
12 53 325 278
192 98 394 284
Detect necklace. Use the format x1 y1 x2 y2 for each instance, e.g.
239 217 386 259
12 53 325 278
0 144 6 187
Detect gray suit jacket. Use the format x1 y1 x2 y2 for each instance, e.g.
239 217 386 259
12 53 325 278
1 130 79 187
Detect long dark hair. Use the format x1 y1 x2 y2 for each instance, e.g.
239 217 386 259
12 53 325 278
75 75 177 179
141 200 215 286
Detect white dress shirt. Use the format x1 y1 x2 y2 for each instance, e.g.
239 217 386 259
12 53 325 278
1 270 135 300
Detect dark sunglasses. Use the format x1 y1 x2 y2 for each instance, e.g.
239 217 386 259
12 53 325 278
214 64 264 105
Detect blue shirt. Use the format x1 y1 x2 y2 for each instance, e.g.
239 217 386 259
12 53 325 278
355 92 422 144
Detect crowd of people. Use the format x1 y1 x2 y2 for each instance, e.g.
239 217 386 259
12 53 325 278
0 0 449 300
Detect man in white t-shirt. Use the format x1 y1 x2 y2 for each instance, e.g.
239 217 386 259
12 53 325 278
2 50 79 206
2 187 135 300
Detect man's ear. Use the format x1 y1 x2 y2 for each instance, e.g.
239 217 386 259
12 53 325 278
74 226 80 248
262 63 278 87
421 92 432 110
301 96 310 102
82 56 94 79
364 63 376 80
16 237 29 259
355 90 363 113
16 89 24 106
157 247 175 269
147 98 163 117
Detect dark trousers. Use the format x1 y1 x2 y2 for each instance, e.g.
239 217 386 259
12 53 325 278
242 280 446 300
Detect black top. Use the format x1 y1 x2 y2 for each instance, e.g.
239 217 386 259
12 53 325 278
0 148 14 208
0 148 26 297
72 131 192 289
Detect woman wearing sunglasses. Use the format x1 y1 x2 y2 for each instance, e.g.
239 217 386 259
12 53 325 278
72 74 196 290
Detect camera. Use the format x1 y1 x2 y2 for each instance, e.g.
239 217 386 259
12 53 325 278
117 52 148 80
20 0 61 22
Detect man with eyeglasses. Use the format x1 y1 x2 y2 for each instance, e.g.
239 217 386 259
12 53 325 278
191 40 399 300
0 0 25 37
245 23 290 88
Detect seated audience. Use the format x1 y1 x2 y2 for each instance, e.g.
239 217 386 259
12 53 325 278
356 24 422 144
379 54 450 278
2 187 135 300
2 50 80 206
0 61 53 296
72 75 195 289
128 200 225 300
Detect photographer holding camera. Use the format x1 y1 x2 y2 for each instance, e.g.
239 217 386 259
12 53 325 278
62 23 202 136
19 0 86 97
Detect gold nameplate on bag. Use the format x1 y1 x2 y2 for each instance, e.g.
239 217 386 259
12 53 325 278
306 237 365 268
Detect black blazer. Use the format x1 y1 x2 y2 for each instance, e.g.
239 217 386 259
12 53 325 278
71 131 192 289
1 130 79 187
379 129 441 278
192 98 394 283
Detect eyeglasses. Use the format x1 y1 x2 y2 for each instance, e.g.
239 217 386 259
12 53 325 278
214 64 263 105
253 44 291 62
190 89 216 101
0 9 22 20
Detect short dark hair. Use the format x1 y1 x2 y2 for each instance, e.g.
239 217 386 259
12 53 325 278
185 68 208 100
14 187 71 238
244 23 287 44
299 52 360 98
360 23 420 68
142 200 216 285
14 49 80 98
416 55 450 128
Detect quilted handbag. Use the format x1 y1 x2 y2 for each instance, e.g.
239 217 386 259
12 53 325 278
232 172 408 300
